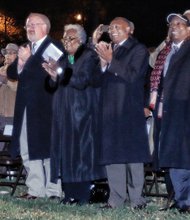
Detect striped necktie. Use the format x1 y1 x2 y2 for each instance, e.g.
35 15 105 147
113 44 119 51
31 43 36 55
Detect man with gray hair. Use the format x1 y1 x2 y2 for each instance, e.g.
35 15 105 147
7 12 64 200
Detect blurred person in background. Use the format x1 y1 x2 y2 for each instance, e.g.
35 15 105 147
0 53 5 67
0 43 18 138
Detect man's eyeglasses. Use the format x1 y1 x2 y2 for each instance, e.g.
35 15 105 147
24 23 45 29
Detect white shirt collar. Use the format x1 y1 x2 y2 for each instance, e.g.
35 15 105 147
32 35 47 52
172 40 184 49
118 38 127 46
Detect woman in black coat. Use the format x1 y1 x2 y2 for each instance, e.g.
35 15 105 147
43 24 105 204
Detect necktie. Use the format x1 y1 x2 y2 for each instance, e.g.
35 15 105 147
163 45 178 76
31 43 36 55
113 44 119 51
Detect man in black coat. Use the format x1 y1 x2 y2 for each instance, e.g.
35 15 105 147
7 13 63 199
95 17 150 209
152 13 190 212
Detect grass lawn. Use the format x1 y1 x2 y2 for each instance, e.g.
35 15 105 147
0 186 189 220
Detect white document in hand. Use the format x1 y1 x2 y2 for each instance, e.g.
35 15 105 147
42 43 63 62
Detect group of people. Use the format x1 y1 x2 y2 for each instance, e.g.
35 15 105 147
1 9 190 213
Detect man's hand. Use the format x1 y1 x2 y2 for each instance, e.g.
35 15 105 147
95 41 113 66
17 45 31 72
92 24 104 45
18 45 31 63
144 108 152 118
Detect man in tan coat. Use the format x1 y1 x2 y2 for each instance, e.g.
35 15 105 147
0 43 18 138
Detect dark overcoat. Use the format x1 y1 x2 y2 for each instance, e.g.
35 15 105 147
98 37 151 165
158 40 190 169
50 46 105 183
7 36 64 160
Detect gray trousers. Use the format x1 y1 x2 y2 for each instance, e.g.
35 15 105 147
106 163 146 208
20 110 62 198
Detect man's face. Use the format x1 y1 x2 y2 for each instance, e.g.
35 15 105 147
168 17 190 43
25 15 47 43
108 19 130 44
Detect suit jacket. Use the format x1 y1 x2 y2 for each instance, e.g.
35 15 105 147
7 36 64 160
97 37 151 165
158 40 190 169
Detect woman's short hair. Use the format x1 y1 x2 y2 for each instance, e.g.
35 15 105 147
64 24 87 44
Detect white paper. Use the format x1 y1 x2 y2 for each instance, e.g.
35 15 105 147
42 43 63 62
3 124 13 136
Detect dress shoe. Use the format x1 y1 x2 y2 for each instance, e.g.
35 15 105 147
60 198 79 205
159 207 168 211
169 203 179 210
133 203 147 210
179 206 190 213
17 193 37 200
159 202 179 211
100 203 113 209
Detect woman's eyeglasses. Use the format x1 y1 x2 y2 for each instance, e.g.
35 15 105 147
62 37 78 42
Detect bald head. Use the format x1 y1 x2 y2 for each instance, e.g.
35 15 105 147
109 17 131 44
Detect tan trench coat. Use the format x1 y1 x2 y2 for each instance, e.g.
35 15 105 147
0 65 17 117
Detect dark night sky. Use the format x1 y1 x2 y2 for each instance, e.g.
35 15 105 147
0 0 190 47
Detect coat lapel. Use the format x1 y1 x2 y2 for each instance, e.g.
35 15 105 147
164 40 190 99
113 37 138 58
165 40 190 81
